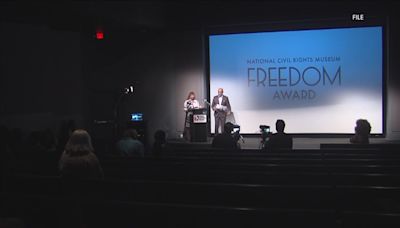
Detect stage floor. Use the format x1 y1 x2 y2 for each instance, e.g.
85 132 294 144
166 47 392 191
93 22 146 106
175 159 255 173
168 137 400 150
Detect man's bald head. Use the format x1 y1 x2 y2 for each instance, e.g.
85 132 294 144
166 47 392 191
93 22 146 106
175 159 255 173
218 88 224 96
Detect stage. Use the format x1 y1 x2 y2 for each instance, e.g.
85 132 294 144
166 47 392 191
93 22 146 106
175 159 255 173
168 137 400 150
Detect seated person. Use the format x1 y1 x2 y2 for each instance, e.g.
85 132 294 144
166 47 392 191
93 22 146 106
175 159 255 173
212 122 238 149
116 129 145 157
265 119 293 150
350 119 371 144
59 129 103 179
152 130 170 156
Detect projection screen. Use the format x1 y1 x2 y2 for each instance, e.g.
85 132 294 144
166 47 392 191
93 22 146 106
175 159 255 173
208 26 384 134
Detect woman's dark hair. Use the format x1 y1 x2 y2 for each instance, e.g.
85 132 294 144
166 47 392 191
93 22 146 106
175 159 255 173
64 129 93 156
187 91 196 100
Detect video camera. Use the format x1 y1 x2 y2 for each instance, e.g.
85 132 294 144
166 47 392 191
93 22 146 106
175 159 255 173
259 125 271 142
225 122 241 142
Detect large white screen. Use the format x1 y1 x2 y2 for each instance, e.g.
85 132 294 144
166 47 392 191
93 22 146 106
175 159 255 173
209 26 383 134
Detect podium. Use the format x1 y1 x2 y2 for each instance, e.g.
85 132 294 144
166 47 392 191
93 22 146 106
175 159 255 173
190 108 208 142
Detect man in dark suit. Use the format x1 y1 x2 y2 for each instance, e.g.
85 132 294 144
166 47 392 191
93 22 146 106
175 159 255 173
265 119 293 150
211 88 231 134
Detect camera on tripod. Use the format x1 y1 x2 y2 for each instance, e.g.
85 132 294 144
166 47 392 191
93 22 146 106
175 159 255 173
225 122 241 142
259 125 270 140
258 125 271 149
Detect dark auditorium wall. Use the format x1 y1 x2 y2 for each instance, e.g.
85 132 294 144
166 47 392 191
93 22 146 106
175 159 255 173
0 22 87 131
81 29 205 141
387 14 400 139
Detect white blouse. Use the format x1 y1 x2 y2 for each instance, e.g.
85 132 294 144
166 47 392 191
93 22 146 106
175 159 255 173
183 99 200 111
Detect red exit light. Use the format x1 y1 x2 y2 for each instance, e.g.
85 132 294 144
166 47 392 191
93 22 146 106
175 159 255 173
96 31 104 40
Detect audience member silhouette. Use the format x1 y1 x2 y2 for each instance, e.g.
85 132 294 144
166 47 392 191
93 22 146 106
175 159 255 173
350 119 371 144
57 119 76 152
0 217 25 228
40 129 58 153
152 130 168 156
31 129 59 175
116 129 144 157
212 122 238 149
59 129 103 179
265 119 293 150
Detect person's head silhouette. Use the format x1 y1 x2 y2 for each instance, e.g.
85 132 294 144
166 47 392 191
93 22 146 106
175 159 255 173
275 119 286 134
355 119 371 137
124 129 138 140
154 130 166 144
65 129 93 156
350 119 371 144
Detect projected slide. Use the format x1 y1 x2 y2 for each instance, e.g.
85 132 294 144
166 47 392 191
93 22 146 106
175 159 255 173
209 26 383 134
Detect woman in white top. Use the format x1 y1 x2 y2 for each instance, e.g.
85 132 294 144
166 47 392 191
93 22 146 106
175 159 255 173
183 91 200 111
183 91 200 141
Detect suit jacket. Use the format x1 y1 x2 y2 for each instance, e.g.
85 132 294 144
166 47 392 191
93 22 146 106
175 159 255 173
211 95 231 117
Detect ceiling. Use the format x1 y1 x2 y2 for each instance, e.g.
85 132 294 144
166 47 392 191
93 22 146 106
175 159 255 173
0 1 396 33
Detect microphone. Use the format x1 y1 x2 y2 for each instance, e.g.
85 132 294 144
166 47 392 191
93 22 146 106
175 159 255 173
203 99 211 106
